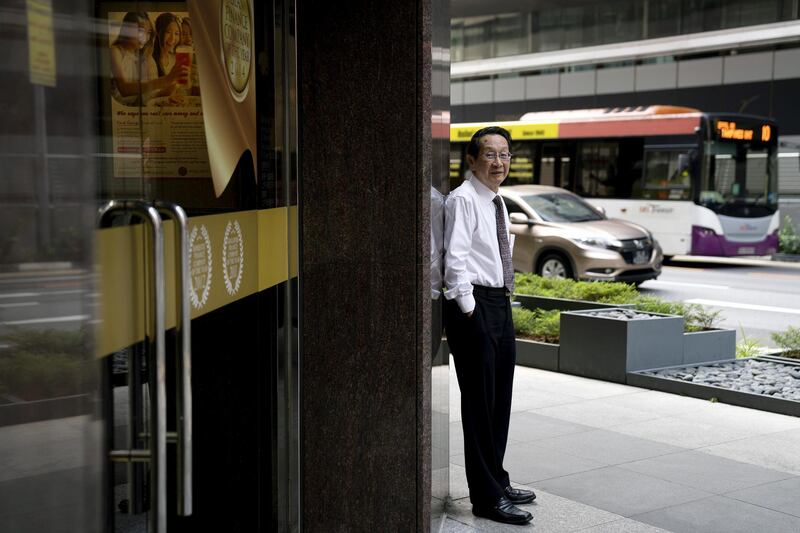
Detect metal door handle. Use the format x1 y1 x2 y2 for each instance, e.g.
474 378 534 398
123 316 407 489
99 200 167 533
154 201 193 516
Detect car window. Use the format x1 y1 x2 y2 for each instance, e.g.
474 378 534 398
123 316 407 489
502 197 528 217
521 193 604 223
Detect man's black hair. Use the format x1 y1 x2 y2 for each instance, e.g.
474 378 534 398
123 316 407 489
466 126 512 158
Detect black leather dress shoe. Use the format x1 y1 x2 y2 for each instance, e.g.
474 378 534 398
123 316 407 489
472 496 532 525
505 485 536 504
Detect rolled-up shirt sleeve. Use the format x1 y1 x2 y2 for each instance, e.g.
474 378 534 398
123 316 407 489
443 195 476 314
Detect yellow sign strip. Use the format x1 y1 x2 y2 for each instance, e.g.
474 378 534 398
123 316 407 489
96 207 291 357
257 208 288 290
26 0 57 87
450 122 559 142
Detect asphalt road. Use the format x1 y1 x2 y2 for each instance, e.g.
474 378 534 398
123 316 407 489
0 270 94 347
639 256 800 350
2 259 798 353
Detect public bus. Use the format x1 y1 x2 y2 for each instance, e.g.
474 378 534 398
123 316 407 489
450 106 780 258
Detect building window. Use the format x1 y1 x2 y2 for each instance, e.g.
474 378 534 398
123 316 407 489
463 16 493 60
494 13 529 57
451 20 464 62
647 0 681 38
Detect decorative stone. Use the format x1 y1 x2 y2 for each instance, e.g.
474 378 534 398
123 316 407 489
640 359 800 404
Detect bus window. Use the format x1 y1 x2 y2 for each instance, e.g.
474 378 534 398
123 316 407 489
507 141 535 185
638 149 692 200
702 140 777 216
541 143 572 189
578 142 619 197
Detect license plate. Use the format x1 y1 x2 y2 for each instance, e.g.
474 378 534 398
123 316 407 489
633 250 649 264
738 247 755 255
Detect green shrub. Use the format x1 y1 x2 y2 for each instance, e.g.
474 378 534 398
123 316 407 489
771 326 800 358
513 274 723 333
685 305 723 331
512 307 560 344
778 215 800 255
570 280 639 303
514 273 638 303
0 327 92 400
736 327 763 359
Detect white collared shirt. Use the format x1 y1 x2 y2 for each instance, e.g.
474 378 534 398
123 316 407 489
443 172 514 314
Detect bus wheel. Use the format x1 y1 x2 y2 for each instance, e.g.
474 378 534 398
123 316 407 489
537 253 573 280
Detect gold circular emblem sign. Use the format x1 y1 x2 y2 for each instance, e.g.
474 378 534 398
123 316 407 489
221 0 252 100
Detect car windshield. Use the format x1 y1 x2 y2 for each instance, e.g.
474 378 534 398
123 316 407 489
521 193 604 223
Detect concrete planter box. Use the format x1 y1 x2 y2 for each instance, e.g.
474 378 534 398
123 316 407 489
515 338 559 371
629 356 800 418
683 328 736 365
559 308 684 383
514 293 634 312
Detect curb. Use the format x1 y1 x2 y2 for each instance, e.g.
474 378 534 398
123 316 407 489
669 255 800 269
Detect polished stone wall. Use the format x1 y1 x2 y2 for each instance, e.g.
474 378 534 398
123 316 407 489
297 0 443 530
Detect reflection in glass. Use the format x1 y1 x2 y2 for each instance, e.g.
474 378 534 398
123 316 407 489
0 3 101 530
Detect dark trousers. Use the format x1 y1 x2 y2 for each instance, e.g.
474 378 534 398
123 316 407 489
444 286 516 506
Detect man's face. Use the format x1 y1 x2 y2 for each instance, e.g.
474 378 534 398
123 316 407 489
466 134 510 192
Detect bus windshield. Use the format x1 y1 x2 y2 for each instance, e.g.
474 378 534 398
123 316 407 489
522 193 605 223
701 140 778 217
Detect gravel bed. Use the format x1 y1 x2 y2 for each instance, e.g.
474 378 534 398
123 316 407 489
581 309 663 320
642 358 800 402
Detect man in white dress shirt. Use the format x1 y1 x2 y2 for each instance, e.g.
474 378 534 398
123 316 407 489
444 127 535 525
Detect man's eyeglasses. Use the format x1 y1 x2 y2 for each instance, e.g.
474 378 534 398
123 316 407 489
481 152 513 162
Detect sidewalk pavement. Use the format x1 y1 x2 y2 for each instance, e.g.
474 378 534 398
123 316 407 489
443 363 800 532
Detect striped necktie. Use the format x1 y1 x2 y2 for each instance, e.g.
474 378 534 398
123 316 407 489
492 196 514 293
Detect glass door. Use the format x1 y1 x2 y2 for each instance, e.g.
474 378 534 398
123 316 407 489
94 0 298 531
1 0 299 531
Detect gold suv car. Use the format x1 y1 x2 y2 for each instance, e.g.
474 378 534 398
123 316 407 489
501 185 663 283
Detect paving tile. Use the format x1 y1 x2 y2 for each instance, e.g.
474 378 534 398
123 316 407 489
593 390 718 417
450 462 470 501
441 517 480 532
450 421 464 458
611 415 755 449
532 429 683 466
517 372 642 401
672 401 800 436
450 365 583 421
504 442 606 486
451 442 605 487
726 476 800 518
619 450 793 494
509 386 586 412
508 412 594 443
633 495 800 533
533 399 659 430
538 466 712 517
769 427 800 445
700 434 800 475
576 518 672 532
446 487 623 533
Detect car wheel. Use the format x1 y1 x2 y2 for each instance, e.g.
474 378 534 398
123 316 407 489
537 253 573 280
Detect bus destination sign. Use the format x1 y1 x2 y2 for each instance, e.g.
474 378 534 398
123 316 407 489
715 120 772 143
